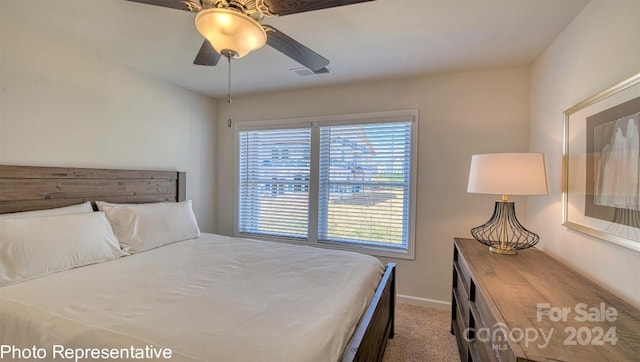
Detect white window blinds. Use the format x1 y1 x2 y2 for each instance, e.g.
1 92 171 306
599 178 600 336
318 122 412 249
236 111 416 257
238 128 311 239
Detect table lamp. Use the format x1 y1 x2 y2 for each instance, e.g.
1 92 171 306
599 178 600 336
467 153 549 254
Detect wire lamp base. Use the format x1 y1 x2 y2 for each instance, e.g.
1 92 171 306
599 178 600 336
471 201 539 255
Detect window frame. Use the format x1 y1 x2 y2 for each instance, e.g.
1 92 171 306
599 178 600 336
234 110 418 260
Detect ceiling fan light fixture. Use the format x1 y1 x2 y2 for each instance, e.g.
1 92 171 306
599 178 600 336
195 8 267 59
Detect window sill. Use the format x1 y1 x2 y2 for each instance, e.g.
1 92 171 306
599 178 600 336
236 233 415 260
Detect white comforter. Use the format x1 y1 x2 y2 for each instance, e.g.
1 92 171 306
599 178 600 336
0 234 384 362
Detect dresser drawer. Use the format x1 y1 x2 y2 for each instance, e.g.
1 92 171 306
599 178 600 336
472 287 496 333
453 269 470 318
471 286 518 362
453 244 472 297
468 301 502 362
469 336 499 361
452 292 469 362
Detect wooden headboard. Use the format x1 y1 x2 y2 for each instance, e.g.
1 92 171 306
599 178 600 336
0 165 185 214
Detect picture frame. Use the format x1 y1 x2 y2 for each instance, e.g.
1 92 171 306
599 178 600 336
563 72 640 252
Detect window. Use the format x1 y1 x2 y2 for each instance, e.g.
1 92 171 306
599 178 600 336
236 110 417 258
238 128 310 239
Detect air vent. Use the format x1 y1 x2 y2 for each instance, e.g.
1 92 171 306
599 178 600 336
290 66 333 77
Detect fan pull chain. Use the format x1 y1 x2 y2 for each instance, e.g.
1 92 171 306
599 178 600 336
227 54 232 128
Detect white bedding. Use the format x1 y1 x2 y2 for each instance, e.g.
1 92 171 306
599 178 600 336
0 233 384 362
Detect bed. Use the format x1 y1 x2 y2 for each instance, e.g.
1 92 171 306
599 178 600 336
0 165 395 362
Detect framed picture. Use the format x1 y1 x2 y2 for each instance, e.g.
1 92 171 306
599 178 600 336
563 72 640 252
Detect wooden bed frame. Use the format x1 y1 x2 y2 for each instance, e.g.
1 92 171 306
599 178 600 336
0 164 395 362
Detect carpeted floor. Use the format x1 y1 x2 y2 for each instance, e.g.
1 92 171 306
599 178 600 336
382 303 460 362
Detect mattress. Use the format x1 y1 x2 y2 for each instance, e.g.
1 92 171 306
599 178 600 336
0 233 385 362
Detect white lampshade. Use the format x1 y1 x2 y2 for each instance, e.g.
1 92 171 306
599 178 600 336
195 8 267 59
467 153 549 196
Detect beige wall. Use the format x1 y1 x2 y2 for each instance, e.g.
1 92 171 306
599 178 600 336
215 68 531 305
529 0 640 308
0 7 218 231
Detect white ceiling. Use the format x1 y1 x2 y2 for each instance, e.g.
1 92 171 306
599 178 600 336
4 0 590 98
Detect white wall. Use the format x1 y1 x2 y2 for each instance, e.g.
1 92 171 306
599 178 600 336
529 0 640 308
0 8 218 231
215 68 531 305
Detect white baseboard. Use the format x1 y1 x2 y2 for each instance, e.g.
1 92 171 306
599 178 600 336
397 294 451 310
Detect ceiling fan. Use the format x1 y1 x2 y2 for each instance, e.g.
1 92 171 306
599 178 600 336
126 0 376 73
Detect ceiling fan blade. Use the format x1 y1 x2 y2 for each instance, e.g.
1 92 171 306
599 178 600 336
264 25 329 72
124 0 192 12
261 0 374 16
193 40 222 66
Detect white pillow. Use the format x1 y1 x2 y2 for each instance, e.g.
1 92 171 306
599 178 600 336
0 201 93 220
0 212 124 287
96 200 201 253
